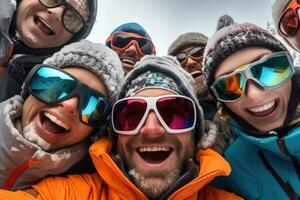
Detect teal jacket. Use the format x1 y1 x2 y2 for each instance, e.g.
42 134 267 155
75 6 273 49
214 121 300 200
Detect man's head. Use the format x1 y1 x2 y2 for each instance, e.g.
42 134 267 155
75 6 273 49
168 32 208 94
203 15 295 135
16 0 97 49
272 0 300 52
111 56 209 199
21 40 124 150
105 22 156 74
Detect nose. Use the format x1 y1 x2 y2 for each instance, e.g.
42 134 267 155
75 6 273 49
59 97 79 115
244 80 265 99
124 41 139 54
47 6 64 21
184 57 201 70
139 111 166 137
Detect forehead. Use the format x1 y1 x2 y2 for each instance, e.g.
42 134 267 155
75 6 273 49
214 47 273 79
135 88 176 97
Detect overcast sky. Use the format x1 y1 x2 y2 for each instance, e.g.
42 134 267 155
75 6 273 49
87 0 275 55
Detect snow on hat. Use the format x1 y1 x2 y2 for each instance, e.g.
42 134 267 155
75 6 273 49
203 15 287 91
22 40 125 104
105 22 153 46
168 32 208 56
116 55 217 148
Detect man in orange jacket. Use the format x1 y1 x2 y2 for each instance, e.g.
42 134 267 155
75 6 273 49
0 56 243 200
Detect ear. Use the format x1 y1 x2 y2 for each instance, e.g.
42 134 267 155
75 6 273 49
196 120 218 149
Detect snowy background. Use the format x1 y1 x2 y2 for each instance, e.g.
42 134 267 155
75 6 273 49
87 0 275 55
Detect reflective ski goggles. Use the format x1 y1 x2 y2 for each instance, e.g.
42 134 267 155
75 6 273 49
210 52 295 103
175 46 204 65
39 0 85 33
279 0 300 37
112 95 196 135
24 65 112 127
107 32 156 56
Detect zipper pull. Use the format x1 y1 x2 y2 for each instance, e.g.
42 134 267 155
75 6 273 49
276 138 286 154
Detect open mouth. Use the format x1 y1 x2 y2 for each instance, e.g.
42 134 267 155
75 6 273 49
247 99 278 117
190 70 203 79
41 112 70 134
137 146 172 164
34 16 55 35
121 57 138 66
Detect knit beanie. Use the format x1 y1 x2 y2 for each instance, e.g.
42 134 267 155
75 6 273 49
203 15 287 90
22 40 125 104
168 32 208 56
105 22 153 46
115 55 218 148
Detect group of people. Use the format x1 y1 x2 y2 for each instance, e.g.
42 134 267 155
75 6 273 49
0 0 299 199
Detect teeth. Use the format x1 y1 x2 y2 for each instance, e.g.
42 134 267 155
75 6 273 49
122 58 135 64
139 146 171 152
38 17 55 33
44 112 70 131
248 100 275 113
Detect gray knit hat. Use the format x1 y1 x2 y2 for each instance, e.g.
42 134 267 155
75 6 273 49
203 15 287 91
22 40 125 104
168 32 208 56
116 55 217 148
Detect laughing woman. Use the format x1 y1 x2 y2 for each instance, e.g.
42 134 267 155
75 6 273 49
203 15 300 200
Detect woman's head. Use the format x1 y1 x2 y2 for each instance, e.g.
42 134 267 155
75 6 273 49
203 15 296 135
15 0 97 49
21 40 125 150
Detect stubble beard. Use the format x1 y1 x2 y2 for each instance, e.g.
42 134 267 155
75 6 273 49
120 135 191 199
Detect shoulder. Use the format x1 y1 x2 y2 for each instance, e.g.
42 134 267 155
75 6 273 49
200 185 244 200
31 173 103 199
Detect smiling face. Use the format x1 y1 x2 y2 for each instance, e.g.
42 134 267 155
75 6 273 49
114 33 144 74
214 47 292 133
178 46 206 94
22 67 108 150
16 0 84 48
117 89 194 199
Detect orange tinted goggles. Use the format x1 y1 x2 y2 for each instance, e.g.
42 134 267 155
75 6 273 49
175 46 204 65
107 32 156 56
279 0 300 37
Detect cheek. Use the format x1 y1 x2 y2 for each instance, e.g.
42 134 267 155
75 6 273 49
22 97 44 126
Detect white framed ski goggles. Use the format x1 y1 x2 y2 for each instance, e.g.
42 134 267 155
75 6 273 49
210 52 295 103
112 95 197 135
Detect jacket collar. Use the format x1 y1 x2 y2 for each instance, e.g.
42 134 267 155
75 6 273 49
89 138 231 199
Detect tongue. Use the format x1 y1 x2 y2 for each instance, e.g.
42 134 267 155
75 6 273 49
139 151 170 164
36 19 54 35
42 116 67 134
